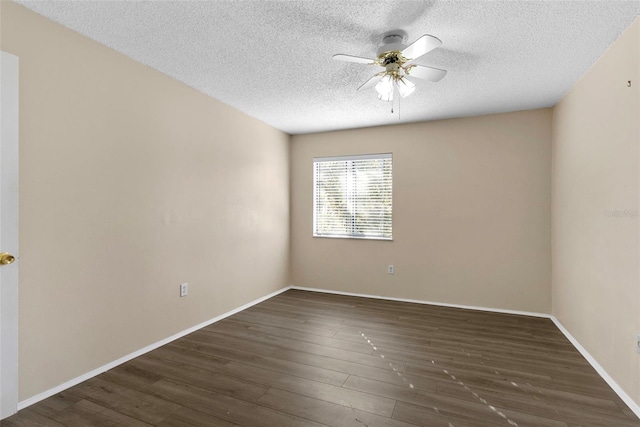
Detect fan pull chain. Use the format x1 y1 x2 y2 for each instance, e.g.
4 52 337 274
391 86 395 114
391 83 395 114
391 92 401 120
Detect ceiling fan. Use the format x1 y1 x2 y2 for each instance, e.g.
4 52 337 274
333 30 447 102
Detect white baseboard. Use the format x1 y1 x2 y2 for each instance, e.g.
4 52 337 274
291 286 640 418
290 286 552 319
17 286 292 410
549 316 640 418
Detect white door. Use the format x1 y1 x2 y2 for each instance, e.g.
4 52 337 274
0 51 19 420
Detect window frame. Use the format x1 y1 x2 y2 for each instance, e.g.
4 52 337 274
312 153 393 241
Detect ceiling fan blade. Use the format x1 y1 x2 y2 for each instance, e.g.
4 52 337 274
333 54 375 64
357 74 382 91
401 34 442 61
406 65 447 82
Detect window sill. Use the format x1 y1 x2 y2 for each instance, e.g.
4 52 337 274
312 234 393 241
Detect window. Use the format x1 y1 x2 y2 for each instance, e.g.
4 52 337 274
313 153 392 240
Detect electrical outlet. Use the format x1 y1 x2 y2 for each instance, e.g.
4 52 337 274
387 265 394 275
180 283 188 297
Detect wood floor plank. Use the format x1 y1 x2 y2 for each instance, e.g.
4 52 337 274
66 377 182 424
345 375 570 427
48 400 152 427
199 324 375 358
138 352 395 418
435 380 640 427
209 319 375 355
233 310 342 333
391 400 510 427
405 359 618 400
618 399 640 420
234 307 344 330
392 399 568 427
167 337 350 386
268 347 439 392
1 408 67 427
258 388 418 427
144 342 230 372
204 357 397 415
154 407 240 427
198 326 407 373
100 361 164 391
4 289 639 427
30 393 81 413
112 356 269 403
220 317 339 339
147 378 327 427
332 331 436 355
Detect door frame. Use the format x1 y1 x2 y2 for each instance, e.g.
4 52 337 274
1 50 20 420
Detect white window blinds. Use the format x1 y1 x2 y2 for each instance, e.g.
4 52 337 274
313 153 392 240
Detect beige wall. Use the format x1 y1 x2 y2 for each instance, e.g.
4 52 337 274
1 3 289 400
552 18 640 405
291 110 552 313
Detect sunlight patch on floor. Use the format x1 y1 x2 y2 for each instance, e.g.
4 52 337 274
359 331 519 427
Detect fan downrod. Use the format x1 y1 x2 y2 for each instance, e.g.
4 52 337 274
377 29 408 57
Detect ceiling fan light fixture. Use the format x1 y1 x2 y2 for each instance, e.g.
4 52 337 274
377 90 394 102
396 76 415 98
375 74 394 100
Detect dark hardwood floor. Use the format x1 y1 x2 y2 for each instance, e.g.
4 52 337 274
3 289 639 427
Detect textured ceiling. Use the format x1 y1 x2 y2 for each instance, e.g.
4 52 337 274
14 0 640 135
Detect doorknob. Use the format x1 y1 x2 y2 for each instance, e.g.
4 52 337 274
0 252 16 265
